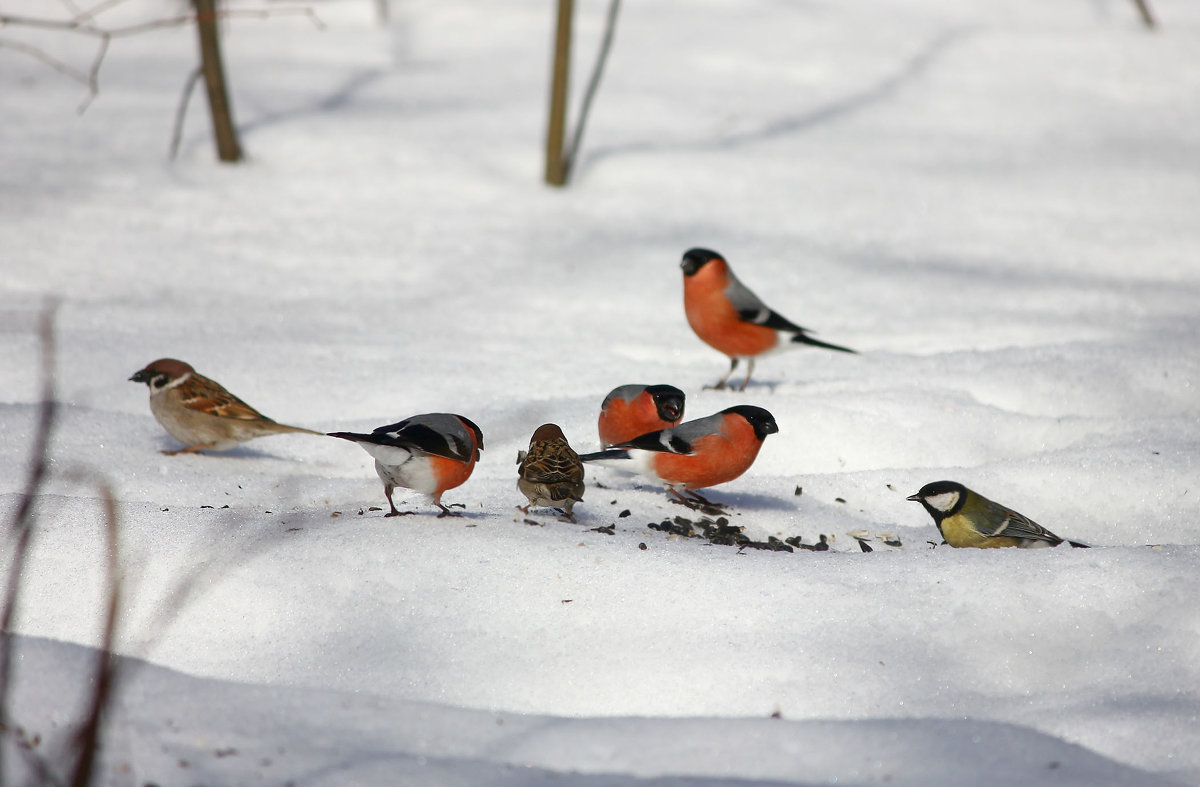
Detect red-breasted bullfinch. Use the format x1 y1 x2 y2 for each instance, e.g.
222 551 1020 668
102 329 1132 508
330 413 483 518
597 384 685 448
517 423 586 520
680 248 855 390
579 405 778 506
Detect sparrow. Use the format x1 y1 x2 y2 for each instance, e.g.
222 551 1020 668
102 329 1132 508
129 358 321 455
597 384 685 448
907 480 1089 549
517 423 586 520
579 405 778 507
680 247 855 390
329 413 484 518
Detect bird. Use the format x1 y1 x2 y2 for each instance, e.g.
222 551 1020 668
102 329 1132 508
329 413 484 518
907 480 1089 549
578 405 778 508
517 423 586 520
129 358 321 455
597 384 685 448
680 247 855 391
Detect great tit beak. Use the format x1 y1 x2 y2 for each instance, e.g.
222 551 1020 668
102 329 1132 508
905 493 922 502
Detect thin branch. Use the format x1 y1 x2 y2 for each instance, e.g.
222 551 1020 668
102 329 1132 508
169 65 204 160
77 32 109 113
562 0 621 182
1 4 323 118
72 0 136 27
1131 0 1157 29
68 481 121 787
1 7 323 37
0 302 59 787
0 38 91 86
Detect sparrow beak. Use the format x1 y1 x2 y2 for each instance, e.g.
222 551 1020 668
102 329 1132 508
129 371 148 383
905 493 922 502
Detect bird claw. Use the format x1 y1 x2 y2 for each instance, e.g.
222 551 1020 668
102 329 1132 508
669 491 729 516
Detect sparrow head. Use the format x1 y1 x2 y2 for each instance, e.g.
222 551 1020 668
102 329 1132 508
722 405 778 440
529 423 567 445
645 384 685 422
681 248 723 277
907 480 967 521
129 358 195 390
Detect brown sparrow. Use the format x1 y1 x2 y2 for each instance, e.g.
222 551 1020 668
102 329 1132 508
129 358 321 454
517 423 585 520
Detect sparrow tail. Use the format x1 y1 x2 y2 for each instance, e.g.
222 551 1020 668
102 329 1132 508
278 424 324 436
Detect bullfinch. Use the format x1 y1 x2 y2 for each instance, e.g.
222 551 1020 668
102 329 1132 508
579 405 778 506
597 384 685 448
330 413 483 518
680 247 855 390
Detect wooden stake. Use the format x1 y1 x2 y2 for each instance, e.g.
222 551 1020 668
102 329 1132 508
193 0 243 162
545 0 573 186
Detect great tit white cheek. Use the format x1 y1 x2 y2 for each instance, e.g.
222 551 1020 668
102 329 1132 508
924 490 960 512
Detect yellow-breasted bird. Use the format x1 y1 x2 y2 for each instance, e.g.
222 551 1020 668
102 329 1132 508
518 424 585 521
907 480 1089 549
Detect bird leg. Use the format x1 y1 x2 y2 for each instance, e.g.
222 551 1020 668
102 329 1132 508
668 489 729 515
383 487 416 517
163 444 215 456
436 503 464 518
737 358 755 391
706 358 739 390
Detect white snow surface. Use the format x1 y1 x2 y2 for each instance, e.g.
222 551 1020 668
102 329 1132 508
2 0 1199 784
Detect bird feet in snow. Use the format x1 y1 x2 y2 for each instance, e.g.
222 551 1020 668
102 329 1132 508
669 490 729 516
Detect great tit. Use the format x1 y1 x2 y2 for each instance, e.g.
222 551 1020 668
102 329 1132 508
907 480 1089 549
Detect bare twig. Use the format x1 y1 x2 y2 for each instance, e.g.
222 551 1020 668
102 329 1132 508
68 482 121 787
1131 0 1157 29
562 0 621 182
0 302 59 785
0 7 323 38
169 65 204 160
1 4 325 113
0 38 91 85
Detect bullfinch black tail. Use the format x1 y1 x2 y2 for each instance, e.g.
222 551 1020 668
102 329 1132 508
791 332 856 353
578 448 630 463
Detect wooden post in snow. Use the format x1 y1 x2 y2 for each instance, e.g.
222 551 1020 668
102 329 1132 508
544 0 573 186
193 0 243 162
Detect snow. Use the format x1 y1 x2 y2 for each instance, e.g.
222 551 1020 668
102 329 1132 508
2 0 1199 784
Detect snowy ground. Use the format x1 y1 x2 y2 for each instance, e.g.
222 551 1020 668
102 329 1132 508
2 0 1199 784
